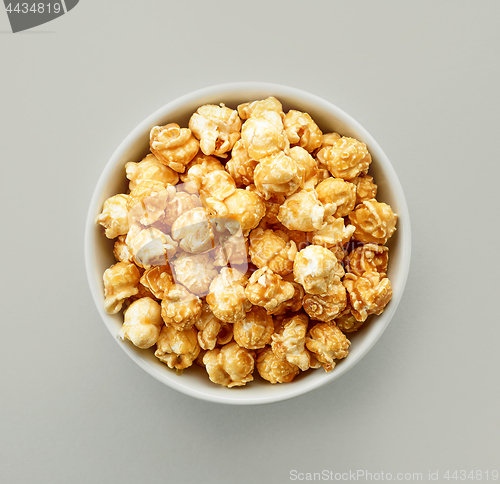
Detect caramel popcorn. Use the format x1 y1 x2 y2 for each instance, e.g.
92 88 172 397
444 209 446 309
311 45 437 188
284 110 323 153
203 342 255 387
199 169 236 202
343 271 392 322
248 228 297 276
289 146 319 188
206 268 252 323
162 190 202 228
316 136 371 180
269 281 305 316
241 110 288 161
119 297 162 349
237 96 284 120
171 252 218 295
127 183 175 227
140 265 173 299
155 325 200 370
212 231 249 267
113 235 134 263
171 207 215 254
306 323 350 372
195 303 222 351
225 140 258 187
353 174 378 204
271 314 310 371
293 245 344 295
245 267 295 312
125 153 179 190
103 262 141 314
150 123 199 173
278 189 335 232
259 193 285 226
302 282 347 322
217 323 234 346
256 347 300 384
179 154 224 192
160 284 202 331
96 194 130 239
125 225 177 269
348 199 398 245
315 177 356 217
309 216 355 248
233 306 274 349
348 243 389 278
188 104 241 157
335 306 364 333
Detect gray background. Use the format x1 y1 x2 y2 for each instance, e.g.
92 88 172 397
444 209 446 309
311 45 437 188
1 1 499 483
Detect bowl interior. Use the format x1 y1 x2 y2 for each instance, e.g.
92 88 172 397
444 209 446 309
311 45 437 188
85 82 411 405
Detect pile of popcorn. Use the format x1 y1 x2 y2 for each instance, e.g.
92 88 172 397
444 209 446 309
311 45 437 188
96 97 398 388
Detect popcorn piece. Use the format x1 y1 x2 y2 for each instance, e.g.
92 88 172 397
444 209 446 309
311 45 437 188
289 146 319 188
119 297 162 349
353 174 378 204
278 189 335 232
259 193 285 226
140 265 173 299
293 245 344 295
162 190 202 228
316 136 371 180
254 151 302 199
315 177 356 217
348 243 389 278
241 110 288 161
171 252 218 296
188 104 241 157
155 325 200 370
348 199 398 245
127 183 176 226
309 216 356 248
113 235 134 263
171 207 215 254
217 323 234 346
125 153 179 190
150 123 199 173
245 267 295 312
335 306 364 333
126 281 157 305
233 306 274 349
212 231 249 267
256 347 300 384
343 271 392 322
200 170 236 202
248 228 297 276
306 323 350 372
237 96 284 120
179 154 224 193
203 342 255 387
206 268 252 323
195 303 222 351
302 282 347 322
284 110 323 153
225 140 259 187
96 194 129 239
161 284 202 331
103 262 141 314
273 223 310 251
269 281 305 316
126 225 177 269
271 314 310 371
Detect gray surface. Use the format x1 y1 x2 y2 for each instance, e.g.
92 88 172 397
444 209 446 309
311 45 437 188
1 1 499 483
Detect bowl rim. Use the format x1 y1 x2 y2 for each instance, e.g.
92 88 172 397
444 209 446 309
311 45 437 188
84 82 411 405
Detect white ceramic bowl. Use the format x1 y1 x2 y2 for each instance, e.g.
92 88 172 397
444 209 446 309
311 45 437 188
85 82 411 405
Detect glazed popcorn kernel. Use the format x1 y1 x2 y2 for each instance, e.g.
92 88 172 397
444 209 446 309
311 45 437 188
160 284 202 331
150 123 199 173
125 153 179 190
293 245 344 295
316 135 371 181
103 262 141 314
289 146 319 189
140 265 173 299
248 227 297 276
118 297 163 349
225 139 259 187
203 342 255 388
284 110 323 153
309 216 356 249
343 271 392 322
245 267 296 312
269 281 305 316
347 243 389 278
253 151 302 200
241 110 288 161
206 268 252 323
171 207 215 254
233 306 274 350
302 281 347 322
127 183 176 227
171 252 218 296
348 199 398 245
189 104 241 158
194 303 222 351
96 194 130 239
155 324 200 370
212 231 249 267
179 154 224 193
199 169 236 202
278 189 336 232
113 235 134 263
306 323 350 372
125 225 177 269
353 174 378 204
271 313 310 371
315 177 356 217
335 306 365 333
237 96 285 120
161 190 202 228
256 347 300 384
